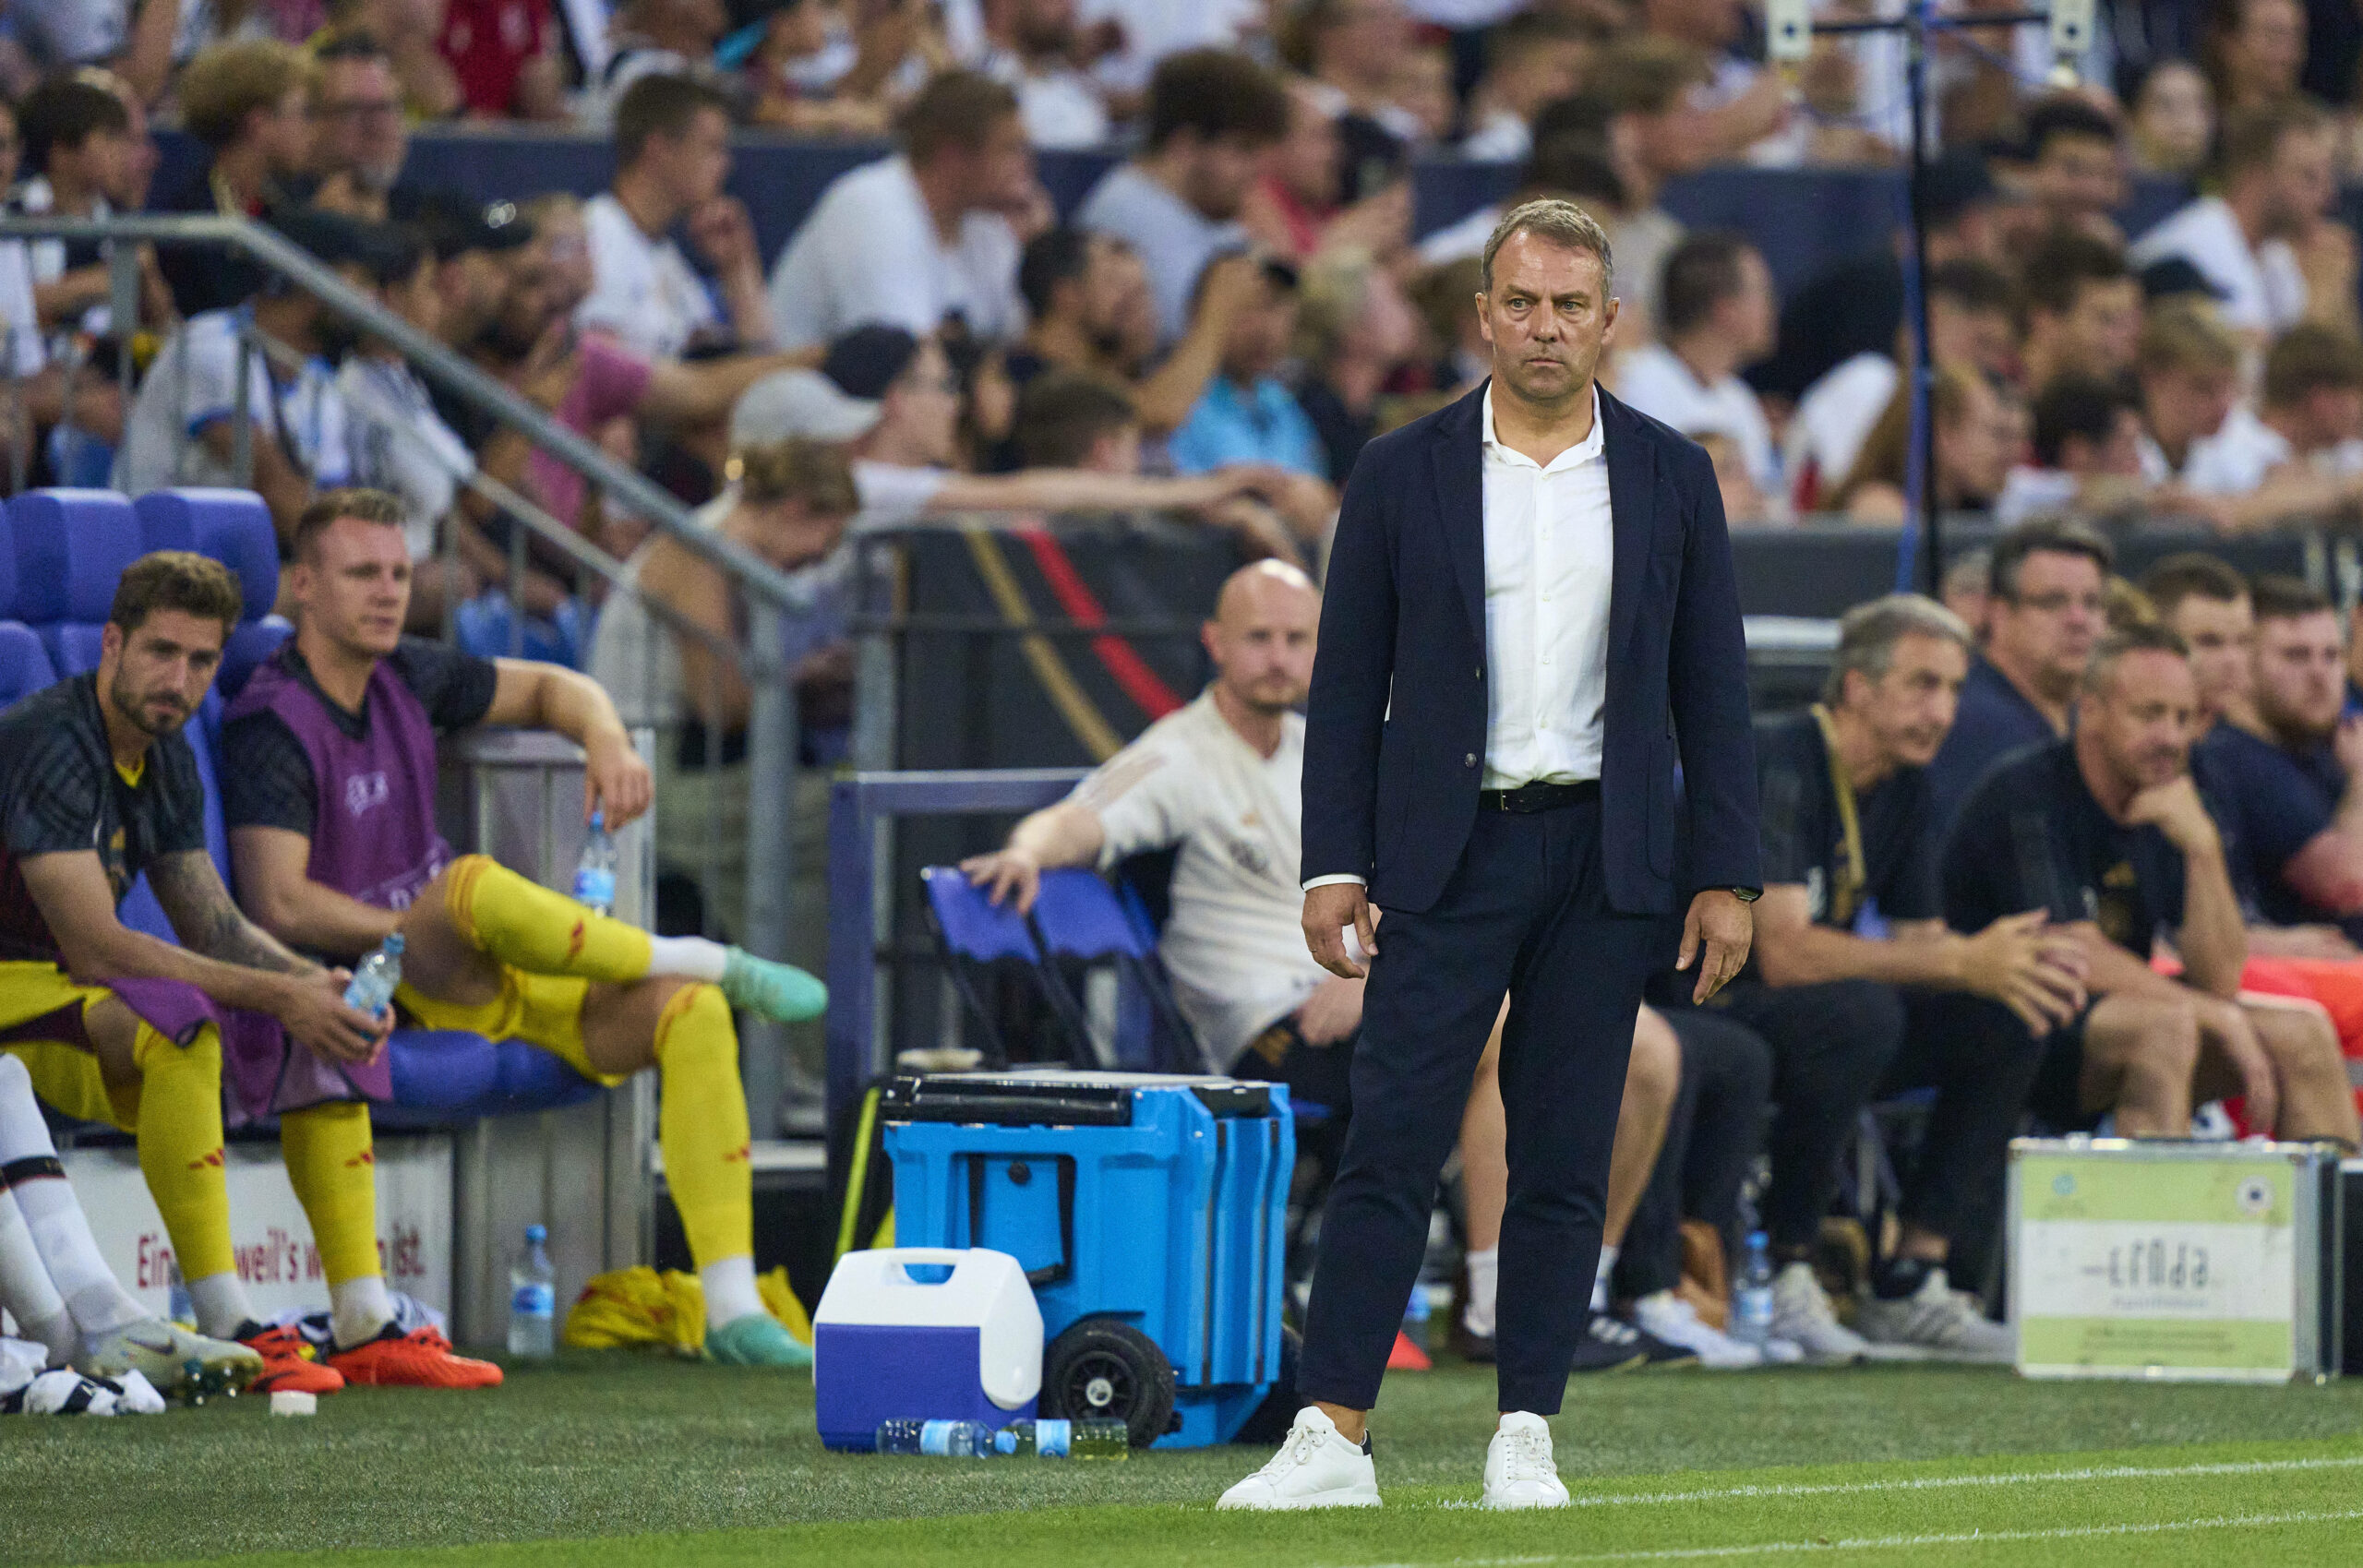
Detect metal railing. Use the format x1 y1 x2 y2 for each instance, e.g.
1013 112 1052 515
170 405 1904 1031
0 211 817 1131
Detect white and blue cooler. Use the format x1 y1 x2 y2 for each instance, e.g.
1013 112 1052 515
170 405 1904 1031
813 1247 1044 1451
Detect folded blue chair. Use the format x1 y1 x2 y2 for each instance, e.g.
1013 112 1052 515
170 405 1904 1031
1029 868 1201 1071
919 864 1077 1069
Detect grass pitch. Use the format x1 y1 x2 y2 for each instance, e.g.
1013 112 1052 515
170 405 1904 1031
6 1352 2363 1567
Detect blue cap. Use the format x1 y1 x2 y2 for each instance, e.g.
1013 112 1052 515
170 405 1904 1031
382 933 404 954
526 1224 547 1243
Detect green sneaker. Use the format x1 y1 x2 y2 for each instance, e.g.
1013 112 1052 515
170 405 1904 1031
79 1319 263 1401
704 1313 812 1368
721 948 828 1023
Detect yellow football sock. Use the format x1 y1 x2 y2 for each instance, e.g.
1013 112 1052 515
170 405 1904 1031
282 1101 382 1287
652 983 753 1269
132 1023 233 1286
446 854 654 983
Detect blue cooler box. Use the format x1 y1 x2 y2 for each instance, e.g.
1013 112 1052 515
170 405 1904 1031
812 1247 1044 1451
883 1071 1293 1449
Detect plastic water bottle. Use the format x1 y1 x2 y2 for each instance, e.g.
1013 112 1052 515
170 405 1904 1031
875 1418 991 1456
1731 1230 1776 1351
343 933 403 1019
991 1418 1130 1459
507 1224 556 1359
572 811 617 916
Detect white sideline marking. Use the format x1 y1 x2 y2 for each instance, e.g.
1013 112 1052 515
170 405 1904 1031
1414 1451 2363 1512
1336 1506 2363 1565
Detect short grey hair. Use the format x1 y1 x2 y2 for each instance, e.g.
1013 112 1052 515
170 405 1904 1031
1824 592 1975 706
1481 197 1614 293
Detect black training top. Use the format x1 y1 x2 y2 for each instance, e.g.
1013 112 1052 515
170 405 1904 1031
0 674 208 963
219 639 498 838
1940 738 2191 957
1754 710 1940 930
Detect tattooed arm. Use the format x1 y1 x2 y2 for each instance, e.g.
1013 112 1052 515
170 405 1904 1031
147 850 322 977
18 849 388 1065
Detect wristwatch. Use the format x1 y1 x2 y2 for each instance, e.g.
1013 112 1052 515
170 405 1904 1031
1726 886 1761 904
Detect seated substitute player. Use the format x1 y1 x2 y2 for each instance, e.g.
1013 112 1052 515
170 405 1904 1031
0 1054 201 1413
1941 624 2359 1147
222 489 827 1373
0 552 391 1399
2192 574 2363 946
1726 595 2089 1364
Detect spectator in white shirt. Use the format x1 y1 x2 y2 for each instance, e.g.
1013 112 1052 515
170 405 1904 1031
1995 373 2150 526
2129 100 2354 341
1076 0 1264 101
578 74 773 359
767 69 1039 353
1612 231 1779 494
2168 322 2363 520
1834 362 2014 522
1075 49 1289 347
978 0 1111 149
114 209 398 547
336 230 479 630
2133 300 2243 488
1291 0 1425 146
2021 228 2143 392
1636 0 1791 164
1458 11 1598 162
790 323 1300 531
1786 258 2016 514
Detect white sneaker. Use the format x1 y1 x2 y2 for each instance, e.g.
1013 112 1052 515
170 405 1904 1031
1632 1291 1764 1369
1482 1411 1570 1510
1853 1267 2016 1364
1769 1262 1870 1365
1217 1406 1382 1510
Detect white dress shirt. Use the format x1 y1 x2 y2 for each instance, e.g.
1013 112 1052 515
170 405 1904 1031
1479 383 1613 789
1305 385 1614 890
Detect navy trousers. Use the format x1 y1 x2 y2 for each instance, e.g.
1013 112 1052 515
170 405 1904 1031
1296 798 1675 1415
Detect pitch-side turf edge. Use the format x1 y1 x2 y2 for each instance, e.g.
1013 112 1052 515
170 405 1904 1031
1323 1505 2363 1565
1410 1450 2363 1511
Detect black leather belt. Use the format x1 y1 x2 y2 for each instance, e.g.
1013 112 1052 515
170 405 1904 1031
1478 779 1601 813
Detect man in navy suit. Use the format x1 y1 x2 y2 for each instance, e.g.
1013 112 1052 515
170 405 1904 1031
1220 199 1761 1512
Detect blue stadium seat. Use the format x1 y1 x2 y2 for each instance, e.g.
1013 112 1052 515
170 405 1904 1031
920 864 1059 1067
8 490 143 669
1029 868 1200 1071
45 623 103 675
218 616 292 700
0 621 54 707
136 490 277 622
373 1031 605 1127
0 498 16 618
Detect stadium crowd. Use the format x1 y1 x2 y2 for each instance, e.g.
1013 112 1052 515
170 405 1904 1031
9 0 2363 1413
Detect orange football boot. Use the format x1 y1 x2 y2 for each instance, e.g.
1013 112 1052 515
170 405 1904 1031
237 1322 346 1395
327 1324 504 1389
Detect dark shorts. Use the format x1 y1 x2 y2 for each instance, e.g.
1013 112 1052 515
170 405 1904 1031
1229 1013 1356 1124
2028 1002 2101 1133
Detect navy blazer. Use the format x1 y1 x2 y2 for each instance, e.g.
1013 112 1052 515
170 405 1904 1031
1301 381 1761 916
